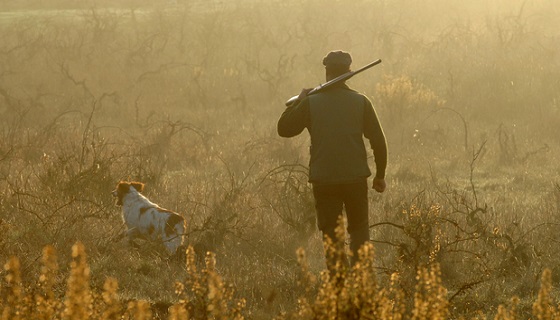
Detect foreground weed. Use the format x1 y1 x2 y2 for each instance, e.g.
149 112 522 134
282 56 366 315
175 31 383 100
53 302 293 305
174 246 245 319
1 243 560 319
290 239 410 319
100 277 121 320
1 256 26 320
532 269 560 320
494 297 520 320
63 242 93 320
1 243 246 320
123 300 152 320
36 245 61 319
411 264 448 320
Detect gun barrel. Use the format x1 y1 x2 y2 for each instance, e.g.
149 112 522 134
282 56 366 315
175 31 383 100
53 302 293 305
285 94 300 106
284 59 382 106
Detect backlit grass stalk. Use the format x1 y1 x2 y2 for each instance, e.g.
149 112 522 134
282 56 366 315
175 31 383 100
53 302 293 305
100 277 121 320
123 300 152 320
3 242 560 319
494 296 520 320
1 256 26 320
35 245 60 320
294 233 404 319
532 268 560 320
176 246 246 319
63 242 93 320
411 264 449 320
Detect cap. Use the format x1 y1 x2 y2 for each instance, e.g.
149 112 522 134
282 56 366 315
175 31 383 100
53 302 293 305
322 50 352 67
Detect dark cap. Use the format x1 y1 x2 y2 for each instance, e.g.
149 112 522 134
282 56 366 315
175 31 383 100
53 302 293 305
322 50 352 67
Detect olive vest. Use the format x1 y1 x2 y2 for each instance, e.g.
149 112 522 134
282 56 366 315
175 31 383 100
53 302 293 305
307 87 372 184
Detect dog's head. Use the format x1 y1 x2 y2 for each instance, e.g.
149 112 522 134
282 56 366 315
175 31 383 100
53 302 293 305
112 181 145 206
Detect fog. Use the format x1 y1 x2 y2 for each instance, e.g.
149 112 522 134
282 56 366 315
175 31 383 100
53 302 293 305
0 0 559 318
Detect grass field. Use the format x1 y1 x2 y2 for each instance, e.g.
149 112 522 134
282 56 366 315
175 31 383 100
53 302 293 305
1 0 560 319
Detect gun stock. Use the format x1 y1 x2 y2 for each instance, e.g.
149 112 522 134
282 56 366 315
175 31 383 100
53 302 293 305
285 58 382 106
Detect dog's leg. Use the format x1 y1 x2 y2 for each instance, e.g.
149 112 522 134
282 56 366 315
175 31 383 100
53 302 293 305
163 237 178 255
111 223 128 242
127 228 141 248
163 221 186 255
163 234 184 255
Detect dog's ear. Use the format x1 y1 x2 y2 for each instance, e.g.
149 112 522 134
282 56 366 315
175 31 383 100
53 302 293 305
117 181 130 192
130 182 145 193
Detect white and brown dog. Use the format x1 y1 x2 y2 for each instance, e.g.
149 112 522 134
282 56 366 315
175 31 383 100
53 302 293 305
112 181 186 255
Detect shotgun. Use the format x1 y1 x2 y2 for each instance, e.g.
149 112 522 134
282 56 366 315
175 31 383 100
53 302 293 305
284 58 382 106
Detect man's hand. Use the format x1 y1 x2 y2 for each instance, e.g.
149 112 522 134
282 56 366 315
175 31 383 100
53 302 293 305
372 177 386 193
298 88 313 100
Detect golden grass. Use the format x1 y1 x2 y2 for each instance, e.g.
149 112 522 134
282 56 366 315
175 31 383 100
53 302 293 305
1 1 559 319
2 240 560 319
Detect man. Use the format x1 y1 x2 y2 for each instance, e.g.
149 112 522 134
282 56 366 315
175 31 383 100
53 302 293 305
277 50 387 266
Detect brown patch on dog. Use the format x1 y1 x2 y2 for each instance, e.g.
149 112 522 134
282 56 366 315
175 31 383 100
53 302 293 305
148 224 155 235
113 181 146 206
130 182 145 193
139 207 151 216
165 214 184 236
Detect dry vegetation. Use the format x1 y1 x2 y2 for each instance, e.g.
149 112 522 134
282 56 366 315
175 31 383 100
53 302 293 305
1 0 560 319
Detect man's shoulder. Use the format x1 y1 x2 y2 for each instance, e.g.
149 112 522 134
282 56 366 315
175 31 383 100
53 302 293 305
345 88 367 99
339 87 370 104
342 85 368 96
344 88 373 105
309 87 368 104
313 85 365 97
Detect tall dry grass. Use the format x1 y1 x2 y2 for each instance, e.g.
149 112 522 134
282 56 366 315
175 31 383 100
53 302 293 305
2 239 560 319
1 0 559 318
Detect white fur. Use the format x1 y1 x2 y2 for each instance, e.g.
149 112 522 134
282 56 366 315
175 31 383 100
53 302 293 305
114 183 185 255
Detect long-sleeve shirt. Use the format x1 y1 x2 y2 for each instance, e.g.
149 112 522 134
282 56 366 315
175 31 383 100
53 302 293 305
277 83 387 184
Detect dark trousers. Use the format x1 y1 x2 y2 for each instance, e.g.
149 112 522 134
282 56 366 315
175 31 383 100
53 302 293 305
312 179 370 265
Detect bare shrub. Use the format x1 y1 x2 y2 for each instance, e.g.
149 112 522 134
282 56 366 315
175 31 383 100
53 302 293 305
259 164 315 241
1 0 559 318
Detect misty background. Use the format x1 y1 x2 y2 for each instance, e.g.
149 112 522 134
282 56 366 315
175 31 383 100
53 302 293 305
1 0 559 318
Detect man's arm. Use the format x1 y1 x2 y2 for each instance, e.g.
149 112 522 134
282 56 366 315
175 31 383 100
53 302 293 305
277 89 312 137
363 97 388 181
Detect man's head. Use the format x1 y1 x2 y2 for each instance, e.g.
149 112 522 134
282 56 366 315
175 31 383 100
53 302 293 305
323 50 352 81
